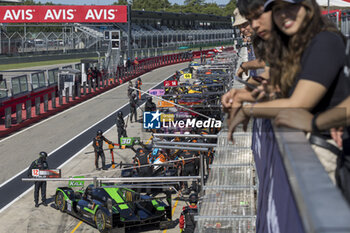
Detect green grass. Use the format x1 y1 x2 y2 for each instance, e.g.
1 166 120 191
0 57 99 70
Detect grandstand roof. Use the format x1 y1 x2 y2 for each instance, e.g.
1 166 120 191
131 10 231 22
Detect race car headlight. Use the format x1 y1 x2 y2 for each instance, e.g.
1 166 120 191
107 198 113 214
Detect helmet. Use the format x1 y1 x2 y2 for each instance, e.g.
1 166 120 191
147 96 152 102
136 148 144 154
152 148 159 156
97 130 103 136
39 151 47 159
137 78 141 81
189 193 198 204
117 111 123 118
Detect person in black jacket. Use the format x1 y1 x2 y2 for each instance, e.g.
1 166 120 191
92 130 112 170
116 111 127 148
133 148 152 177
180 150 198 194
179 193 198 233
145 97 156 112
129 93 138 123
28 151 49 208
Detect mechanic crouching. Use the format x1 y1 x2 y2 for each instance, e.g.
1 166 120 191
92 130 112 170
179 193 198 233
28 152 49 207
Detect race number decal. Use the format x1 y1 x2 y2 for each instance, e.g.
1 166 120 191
120 137 141 146
121 138 131 145
184 73 192 79
32 169 39 177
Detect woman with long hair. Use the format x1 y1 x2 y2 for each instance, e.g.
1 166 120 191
228 0 350 182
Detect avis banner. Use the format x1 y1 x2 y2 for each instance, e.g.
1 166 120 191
0 5 127 23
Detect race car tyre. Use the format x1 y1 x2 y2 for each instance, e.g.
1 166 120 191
95 209 108 233
55 191 66 212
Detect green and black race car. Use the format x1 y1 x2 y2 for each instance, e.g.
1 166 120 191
54 183 172 232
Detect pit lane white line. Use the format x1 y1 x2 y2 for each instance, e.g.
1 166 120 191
0 65 173 189
0 71 175 213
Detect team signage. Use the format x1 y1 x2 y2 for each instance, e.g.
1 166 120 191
149 89 165 96
68 176 85 188
31 169 61 178
157 100 175 108
0 5 127 23
164 80 178 87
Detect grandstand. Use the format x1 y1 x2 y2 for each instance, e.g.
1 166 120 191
0 9 234 57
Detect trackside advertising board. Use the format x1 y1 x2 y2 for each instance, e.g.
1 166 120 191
0 5 127 23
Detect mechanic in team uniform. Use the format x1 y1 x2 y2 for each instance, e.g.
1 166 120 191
145 97 157 112
133 148 152 177
27 151 49 207
129 93 138 123
92 130 112 170
181 150 198 194
179 193 198 233
135 77 142 100
116 111 127 148
127 81 134 99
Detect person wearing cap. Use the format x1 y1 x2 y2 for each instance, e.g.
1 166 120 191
92 130 112 170
228 0 349 183
28 152 49 207
222 3 273 116
179 192 198 233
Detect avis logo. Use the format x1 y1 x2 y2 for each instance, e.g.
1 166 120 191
143 111 161 129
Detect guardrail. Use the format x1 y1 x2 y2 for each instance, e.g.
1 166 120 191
252 119 350 233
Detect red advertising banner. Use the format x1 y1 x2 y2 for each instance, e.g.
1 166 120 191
164 80 178 87
0 5 127 23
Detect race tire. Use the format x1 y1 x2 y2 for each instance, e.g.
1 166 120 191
95 209 108 233
55 191 66 212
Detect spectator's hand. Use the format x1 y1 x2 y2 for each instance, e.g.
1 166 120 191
275 109 313 131
228 108 250 143
236 65 248 78
330 127 343 148
251 81 281 102
221 88 245 111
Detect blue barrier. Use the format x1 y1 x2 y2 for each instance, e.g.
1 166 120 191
252 118 350 233
252 119 304 233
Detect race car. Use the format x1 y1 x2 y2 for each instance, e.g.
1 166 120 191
55 184 172 232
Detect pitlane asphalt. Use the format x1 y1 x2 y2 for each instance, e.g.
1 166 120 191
0 62 188 211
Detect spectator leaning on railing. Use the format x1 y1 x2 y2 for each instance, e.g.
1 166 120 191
227 0 350 183
275 96 350 201
222 1 272 115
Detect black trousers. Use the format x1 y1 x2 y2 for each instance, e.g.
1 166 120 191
95 151 106 169
130 106 137 122
118 128 127 147
34 181 46 204
183 164 197 190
